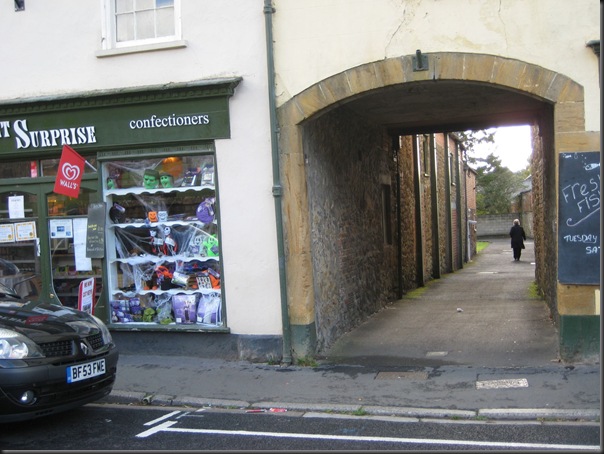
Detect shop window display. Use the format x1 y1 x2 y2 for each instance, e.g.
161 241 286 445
102 154 222 328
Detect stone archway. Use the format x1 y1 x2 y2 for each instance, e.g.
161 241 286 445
277 51 598 359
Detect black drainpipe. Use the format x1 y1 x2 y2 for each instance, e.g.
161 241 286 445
263 0 292 364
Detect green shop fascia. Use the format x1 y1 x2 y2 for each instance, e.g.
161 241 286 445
0 78 241 333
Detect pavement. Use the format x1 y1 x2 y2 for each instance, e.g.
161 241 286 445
100 237 601 423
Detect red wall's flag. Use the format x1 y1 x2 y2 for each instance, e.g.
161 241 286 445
53 145 85 198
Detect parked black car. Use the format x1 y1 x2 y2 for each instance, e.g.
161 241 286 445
0 276 118 423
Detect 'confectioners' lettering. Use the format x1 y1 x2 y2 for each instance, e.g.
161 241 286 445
129 113 210 130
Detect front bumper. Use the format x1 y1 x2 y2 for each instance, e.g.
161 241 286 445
0 347 119 423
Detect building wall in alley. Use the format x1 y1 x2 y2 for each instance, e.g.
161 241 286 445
399 136 419 291
465 165 478 260
302 108 398 353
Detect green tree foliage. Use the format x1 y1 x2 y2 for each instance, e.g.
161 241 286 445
456 129 496 166
474 153 525 214
458 129 527 215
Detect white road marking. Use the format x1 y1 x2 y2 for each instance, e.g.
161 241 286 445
143 411 182 426
135 419 599 450
476 378 529 389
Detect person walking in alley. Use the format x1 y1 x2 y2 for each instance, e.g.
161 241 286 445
509 219 526 261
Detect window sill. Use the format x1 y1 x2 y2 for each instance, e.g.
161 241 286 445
96 40 188 58
108 322 229 333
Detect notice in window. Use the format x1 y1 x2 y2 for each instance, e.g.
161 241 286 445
74 218 92 271
8 196 25 219
0 224 15 243
49 219 74 238
15 221 36 241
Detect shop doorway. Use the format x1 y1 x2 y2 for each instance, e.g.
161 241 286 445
0 177 101 308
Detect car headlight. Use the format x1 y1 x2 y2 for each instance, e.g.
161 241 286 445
91 315 113 345
0 328 44 359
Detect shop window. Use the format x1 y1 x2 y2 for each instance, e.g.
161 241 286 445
41 157 98 178
0 161 36 179
47 192 94 217
0 191 40 301
100 0 181 52
102 151 222 328
0 159 98 179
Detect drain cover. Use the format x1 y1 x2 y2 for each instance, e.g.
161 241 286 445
426 351 448 357
376 371 429 380
476 378 529 389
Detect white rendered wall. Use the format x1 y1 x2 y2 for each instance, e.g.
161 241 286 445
0 0 282 335
271 0 600 132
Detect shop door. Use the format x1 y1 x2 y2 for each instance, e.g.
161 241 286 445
46 182 102 309
0 179 101 308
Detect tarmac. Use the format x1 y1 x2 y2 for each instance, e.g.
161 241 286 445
100 237 601 423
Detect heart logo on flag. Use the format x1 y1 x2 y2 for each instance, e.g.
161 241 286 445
54 145 86 198
62 163 81 181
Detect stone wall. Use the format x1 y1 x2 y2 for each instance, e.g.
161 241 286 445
399 136 419 291
303 107 399 353
477 213 523 238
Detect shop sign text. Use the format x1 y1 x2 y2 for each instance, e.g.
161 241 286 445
0 111 213 151
0 119 97 150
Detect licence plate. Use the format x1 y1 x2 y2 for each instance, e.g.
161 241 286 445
66 359 106 383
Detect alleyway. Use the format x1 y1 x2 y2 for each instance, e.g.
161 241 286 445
323 237 560 368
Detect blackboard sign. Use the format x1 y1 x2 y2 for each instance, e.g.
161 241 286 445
558 152 600 284
86 202 106 258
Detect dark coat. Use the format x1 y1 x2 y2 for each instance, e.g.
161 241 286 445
509 224 526 249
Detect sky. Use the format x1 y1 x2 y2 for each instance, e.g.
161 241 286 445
472 125 532 172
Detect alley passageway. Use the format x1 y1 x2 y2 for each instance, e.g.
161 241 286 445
323 237 560 368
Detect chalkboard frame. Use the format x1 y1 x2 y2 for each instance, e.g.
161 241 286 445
557 151 600 285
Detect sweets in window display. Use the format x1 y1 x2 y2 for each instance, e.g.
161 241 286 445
172 294 197 324
161 226 178 256
109 194 218 227
106 177 119 190
197 291 222 326
202 234 219 257
148 228 163 255
109 202 126 223
105 155 215 190
110 291 222 327
200 163 215 185
160 173 174 188
105 155 222 327
181 168 200 186
143 169 160 189
196 197 215 224
114 223 218 260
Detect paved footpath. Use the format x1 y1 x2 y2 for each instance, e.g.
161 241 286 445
102 238 601 422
